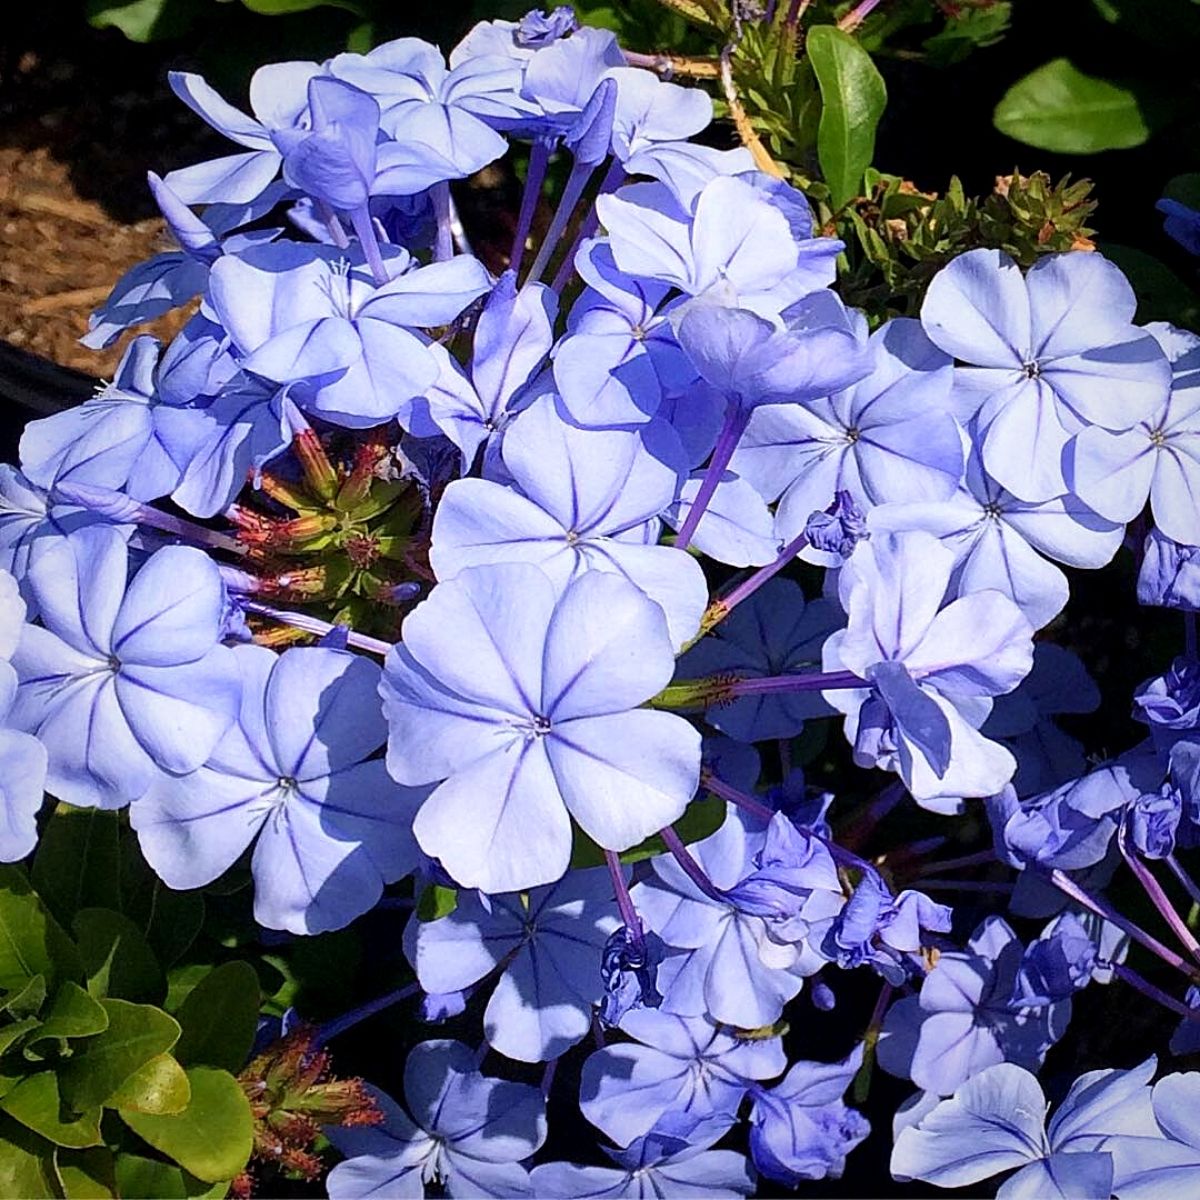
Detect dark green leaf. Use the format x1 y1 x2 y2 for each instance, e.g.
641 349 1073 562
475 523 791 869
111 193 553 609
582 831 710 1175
29 982 109 1047
120 1067 253 1183
0 865 83 991
54 1147 119 1199
240 0 362 12
1 974 46 1020
0 1018 41 1057
31 805 121 927
0 1113 58 1198
0 1071 103 1148
108 1054 191 1115
1164 173 1200 210
993 58 1152 152
172 963 259 1074
807 25 887 209
114 1153 227 1200
416 885 458 922
84 0 202 41
59 999 180 1111
73 910 165 1005
121 867 204 970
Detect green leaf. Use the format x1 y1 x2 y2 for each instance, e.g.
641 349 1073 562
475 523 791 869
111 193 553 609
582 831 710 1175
416 885 458 923
121 867 205 970
807 25 887 209
54 1147 119 1199
0 1113 58 1198
59 999 180 1111
0 1072 103 1148
120 1067 253 1184
31 805 121 927
1 974 47 1020
108 1054 191 1115
993 58 1152 152
0 865 83 991
29 982 109 1047
240 0 362 12
1164 173 1200 210
172 963 259 1074
114 1154 228 1200
84 0 201 41
73 910 165 1005
0 1018 41 1057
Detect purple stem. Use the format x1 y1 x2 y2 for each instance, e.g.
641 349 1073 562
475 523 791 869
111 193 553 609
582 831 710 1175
549 157 625 293
838 0 883 30
1167 853 1200 910
725 669 866 697
1119 824 1200 964
316 982 419 1043
702 772 776 821
432 182 454 263
541 1058 558 1098
659 826 726 904
239 600 395 657
914 849 997 877
317 200 350 249
350 205 389 286
713 529 810 622
1112 962 1200 1023
511 140 552 275
1043 868 1200 982
674 404 753 552
604 850 643 943
525 158 597 284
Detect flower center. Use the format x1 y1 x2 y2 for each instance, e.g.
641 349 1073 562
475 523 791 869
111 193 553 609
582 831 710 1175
1022 360 1041 379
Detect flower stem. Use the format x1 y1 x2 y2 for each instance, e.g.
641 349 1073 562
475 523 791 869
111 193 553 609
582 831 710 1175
549 158 624 294
604 849 643 943
914 849 997 877
701 770 776 822
1119 824 1200 965
1042 867 1200 983
659 826 726 903
1167 853 1200 910
239 599 395 657
349 204 389 286
673 403 752 553
1111 962 1200 1023
525 159 596 284
511 140 551 275
432 182 454 262
696 529 811 642
317 200 350 249
316 982 419 1043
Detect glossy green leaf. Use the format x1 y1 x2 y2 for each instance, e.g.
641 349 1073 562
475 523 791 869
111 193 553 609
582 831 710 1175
808 25 887 208
0 1071 103 1148
240 0 362 12
114 1154 228 1200
122 879 204 970
59 999 180 1111
108 1053 191 1115
1100 244 1200 330
416 884 458 922
73 909 165 1005
54 1147 119 1199
84 0 201 41
31 806 121 927
29 982 109 1047
0 866 83 991
0 1113 58 1198
172 963 259 1074
120 1067 253 1184
993 58 1151 152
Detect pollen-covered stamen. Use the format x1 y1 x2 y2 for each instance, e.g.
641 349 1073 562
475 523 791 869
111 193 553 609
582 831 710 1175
345 532 382 569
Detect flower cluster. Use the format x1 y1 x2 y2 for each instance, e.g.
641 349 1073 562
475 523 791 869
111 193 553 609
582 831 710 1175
4 6 1200 1196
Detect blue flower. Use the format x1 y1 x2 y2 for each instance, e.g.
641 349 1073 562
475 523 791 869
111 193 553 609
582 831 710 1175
407 866 620 1062
380 563 701 893
11 526 240 809
892 1056 1179 1197
748 1046 870 1185
430 395 706 649
132 644 425 935
921 248 1171 502
824 530 1035 808
877 917 1069 1096
580 1008 786 1146
326 1040 547 1199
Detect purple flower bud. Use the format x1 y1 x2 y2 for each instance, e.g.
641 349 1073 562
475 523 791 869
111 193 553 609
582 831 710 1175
1129 787 1182 859
1133 656 1200 751
516 6 578 48
804 490 868 559
1137 529 1200 610
599 926 664 1025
